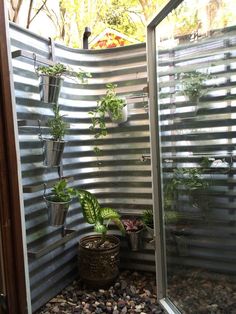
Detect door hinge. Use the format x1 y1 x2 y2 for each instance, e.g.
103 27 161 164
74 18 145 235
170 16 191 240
0 294 7 312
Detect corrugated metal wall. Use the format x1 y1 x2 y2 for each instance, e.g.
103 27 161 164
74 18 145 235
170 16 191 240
10 22 236 313
9 23 151 312
158 27 236 274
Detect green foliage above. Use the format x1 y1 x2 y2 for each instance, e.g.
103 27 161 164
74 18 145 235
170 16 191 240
36 63 91 82
50 179 77 202
47 104 66 141
77 189 125 236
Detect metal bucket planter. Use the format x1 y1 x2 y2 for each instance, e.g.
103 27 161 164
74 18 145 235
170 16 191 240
42 139 66 167
109 104 128 124
78 235 120 288
126 228 143 251
44 196 71 227
39 75 63 104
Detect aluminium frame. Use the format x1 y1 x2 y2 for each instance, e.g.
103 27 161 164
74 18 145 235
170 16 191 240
147 1 184 313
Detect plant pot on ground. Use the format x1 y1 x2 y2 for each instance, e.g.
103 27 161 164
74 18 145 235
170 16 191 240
141 209 154 238
77 190 125 288
122 218 144 251
44 179 76 227
36 63 90 104
42 104 66 167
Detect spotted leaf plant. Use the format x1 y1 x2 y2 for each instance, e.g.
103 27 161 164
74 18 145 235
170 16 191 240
77 189 125 246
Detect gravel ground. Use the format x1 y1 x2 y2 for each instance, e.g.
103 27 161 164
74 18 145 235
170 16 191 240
36 268 236 314
36 270 163 314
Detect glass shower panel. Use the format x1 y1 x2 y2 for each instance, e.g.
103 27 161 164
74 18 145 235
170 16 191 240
155 0 236 313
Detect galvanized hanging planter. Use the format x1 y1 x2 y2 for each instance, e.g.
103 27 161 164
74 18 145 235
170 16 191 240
42 138 66 167
109 103 128 124
126 228 143 251
44 195 71 227
39 75 63 104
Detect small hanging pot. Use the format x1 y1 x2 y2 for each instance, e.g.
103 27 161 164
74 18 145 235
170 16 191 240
109 103 128 124
44 195 71 227
39 75 63 104
126 228 143 251
42 138 66 167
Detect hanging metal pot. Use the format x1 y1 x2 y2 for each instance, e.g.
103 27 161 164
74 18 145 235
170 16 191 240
39 75 63 104
109 103 128 124
44 195 71 227
42 138 66 167
126 228 143 251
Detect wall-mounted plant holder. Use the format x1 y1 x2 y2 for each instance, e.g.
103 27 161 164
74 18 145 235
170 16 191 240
43 183 71 227
126 228 143 251
42 138 66 167
109 101 128 124
39 75 63 104
38 119 66 167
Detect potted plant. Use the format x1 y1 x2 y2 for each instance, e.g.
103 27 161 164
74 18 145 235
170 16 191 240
141 209 154 238
41 104 67 167
181 71 212 102
36 63 90 104
89 83 127 155
77 189 125 288
122 218 144 251
44 179 76 226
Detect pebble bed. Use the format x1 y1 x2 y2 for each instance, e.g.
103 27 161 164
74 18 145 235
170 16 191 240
36 270 163 314
36 268 236 314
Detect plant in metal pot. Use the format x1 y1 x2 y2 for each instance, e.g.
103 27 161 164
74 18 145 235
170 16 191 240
77 189 125 288
44 179 77 227
122 218 144 251
89 83 127 155
141 209 154 238
181 71 212 102
36 63 90 103
41 104 67 167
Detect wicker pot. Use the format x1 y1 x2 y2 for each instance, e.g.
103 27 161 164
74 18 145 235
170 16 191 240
42 139 66 167
39 75 63 104
44 196 71 226
78 235 120 288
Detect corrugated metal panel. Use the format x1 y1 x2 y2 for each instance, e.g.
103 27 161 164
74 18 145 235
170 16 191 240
158 28 236 274
9 23 150 312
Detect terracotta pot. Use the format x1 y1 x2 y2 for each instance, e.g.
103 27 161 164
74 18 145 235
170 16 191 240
78 235 120 288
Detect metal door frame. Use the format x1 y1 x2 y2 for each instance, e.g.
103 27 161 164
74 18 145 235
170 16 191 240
0 1 30 313
147 1 184 313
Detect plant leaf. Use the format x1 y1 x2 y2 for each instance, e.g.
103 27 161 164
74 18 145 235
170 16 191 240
112 218 125 236
77 189 100 224
94 221 107 234
100 207 120 220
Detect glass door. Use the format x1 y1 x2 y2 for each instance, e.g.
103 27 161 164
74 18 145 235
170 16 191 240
148 1 236 313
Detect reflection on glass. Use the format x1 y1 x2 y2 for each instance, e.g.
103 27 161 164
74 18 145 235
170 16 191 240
155 1 236 313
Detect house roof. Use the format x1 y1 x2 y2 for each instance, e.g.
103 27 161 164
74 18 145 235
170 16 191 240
90 28 140 49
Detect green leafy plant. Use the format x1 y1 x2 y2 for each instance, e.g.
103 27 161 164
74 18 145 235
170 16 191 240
77 189 125 242
164 166 209 211
89 84 126 154
36 63 91 82
181 71 212 101
47 104 66 141
49 179 77 202
141 209 154 229
122 218 143 233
